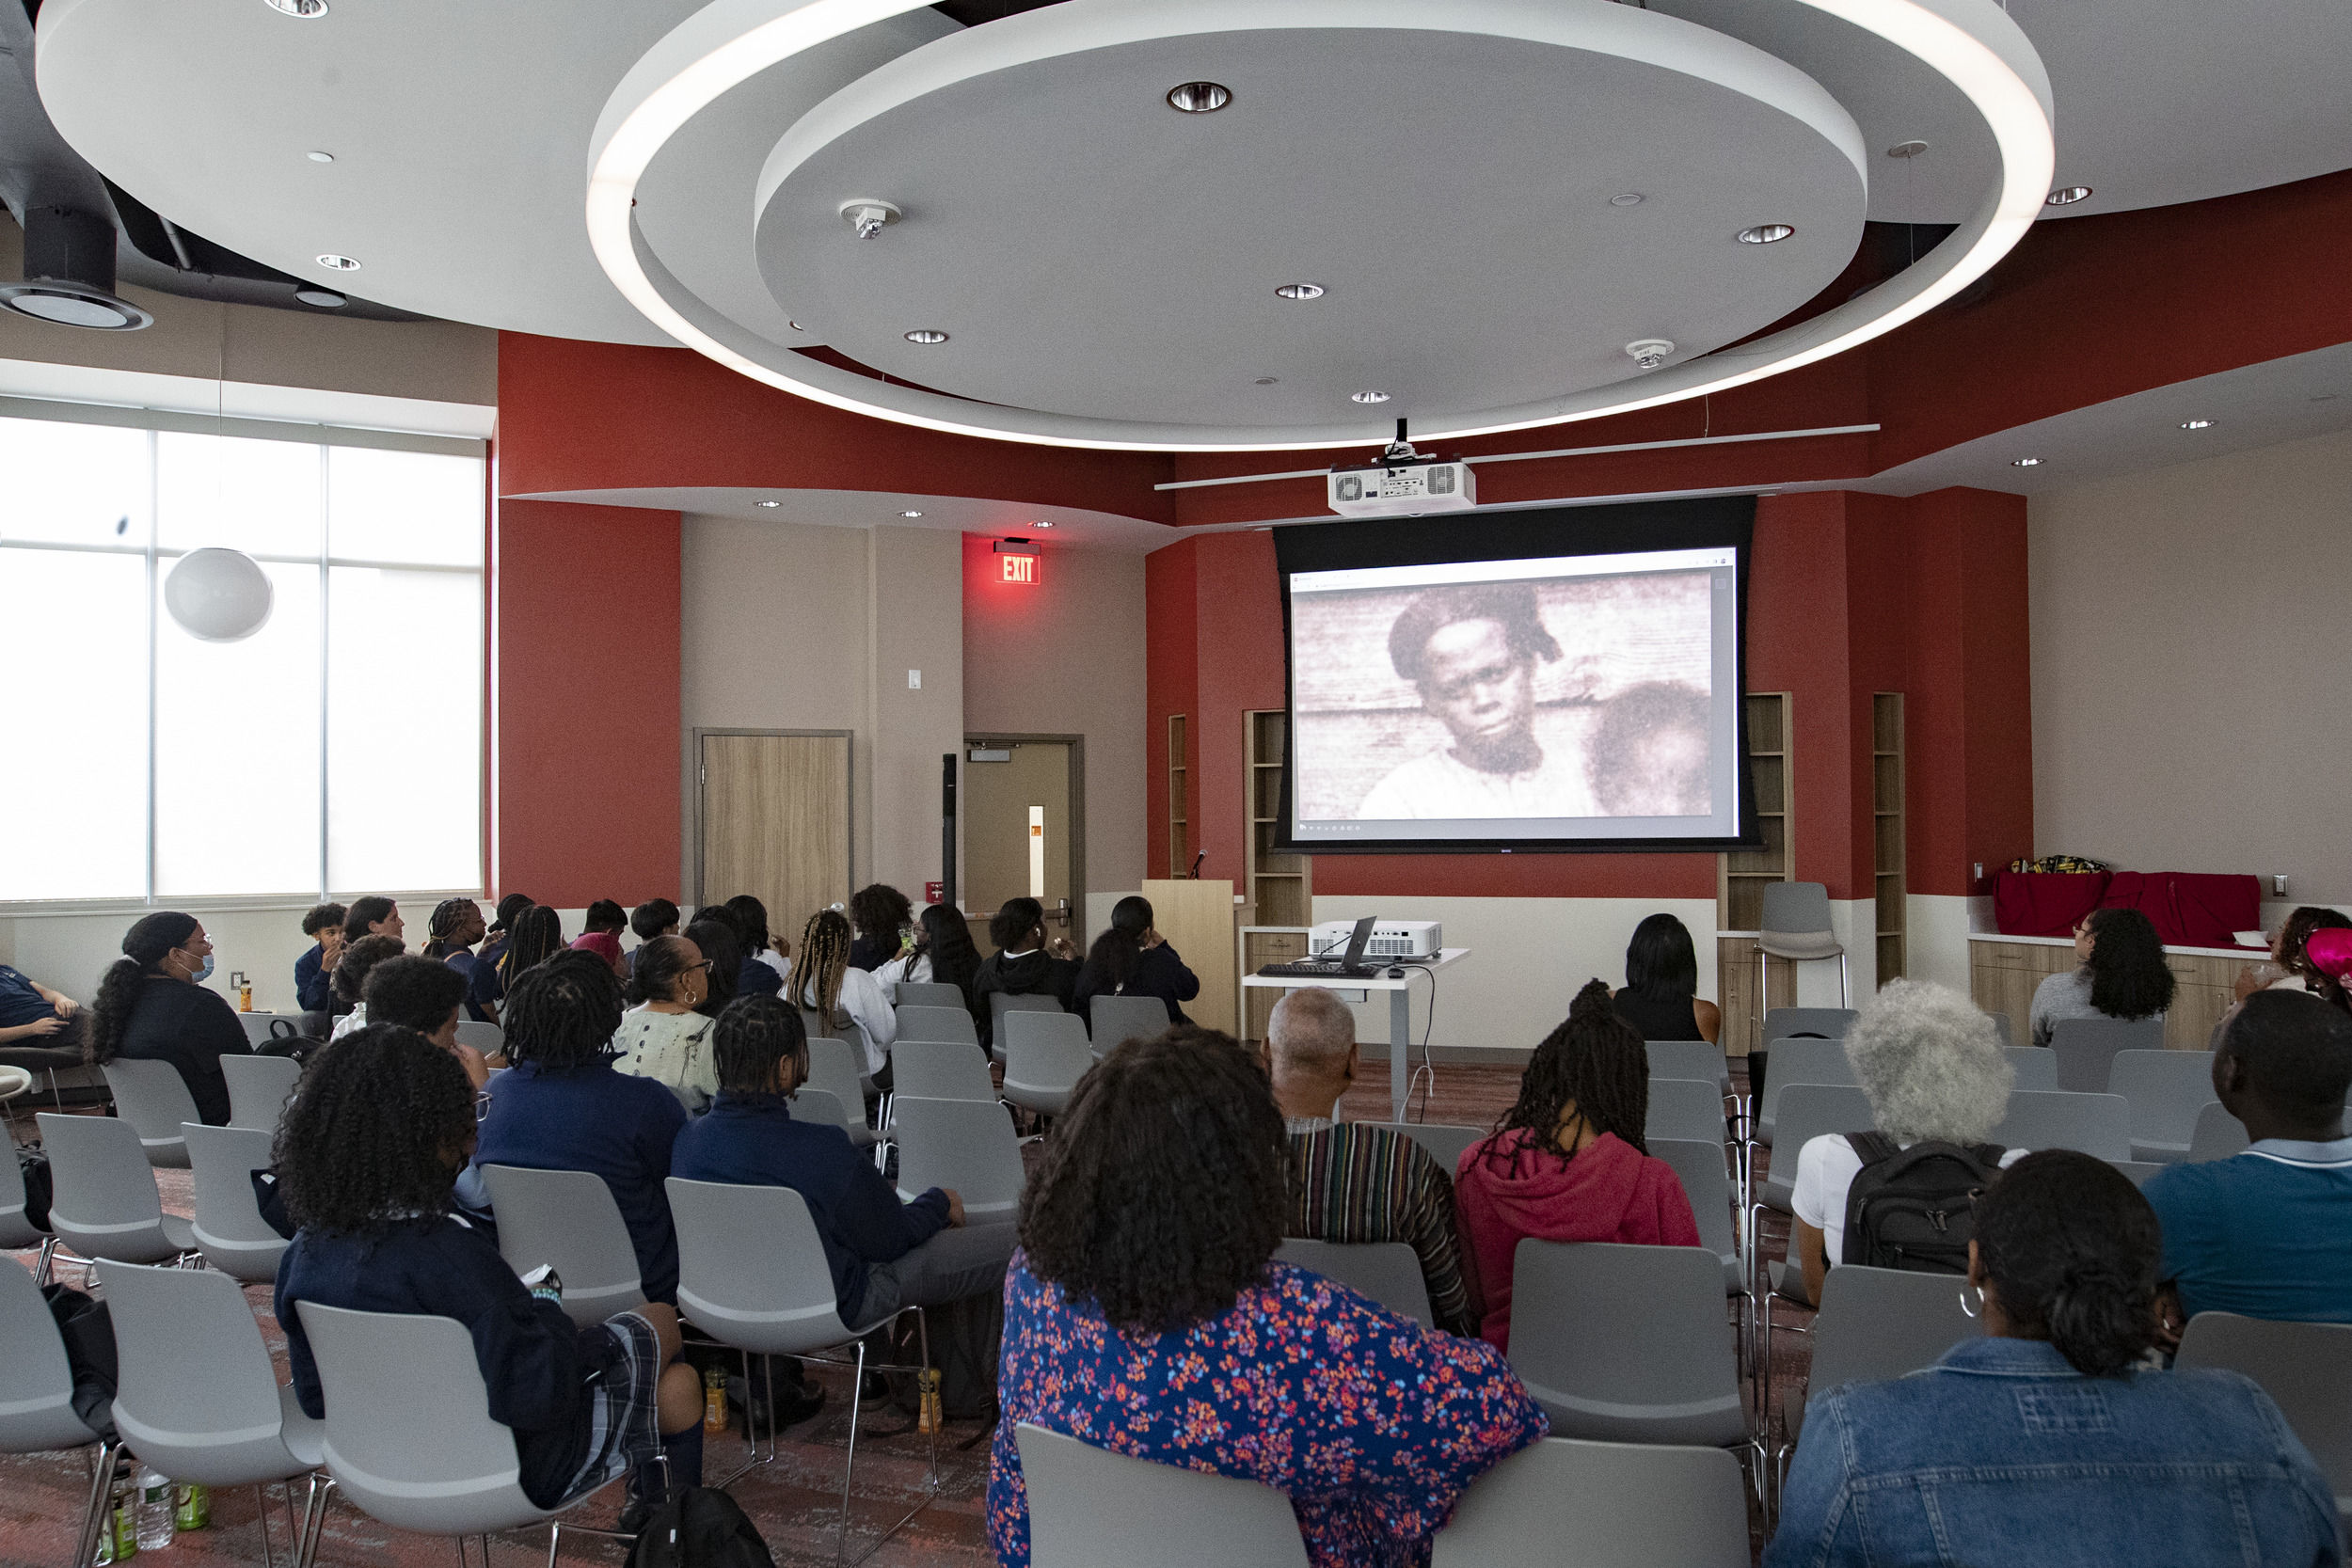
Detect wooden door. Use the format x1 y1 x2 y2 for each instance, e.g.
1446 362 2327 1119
699 732 850 942
962 740 1075 942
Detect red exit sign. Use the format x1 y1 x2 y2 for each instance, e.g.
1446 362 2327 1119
994 540 1040 584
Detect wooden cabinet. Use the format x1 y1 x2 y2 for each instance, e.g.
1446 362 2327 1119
1245 711 1310 927
1873 693 1904 984
1167 714 1189 877
1718 691 1792 1053
1970 938 2249 1051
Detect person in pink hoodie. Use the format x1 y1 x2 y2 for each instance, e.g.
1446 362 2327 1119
1455 978 1702 1351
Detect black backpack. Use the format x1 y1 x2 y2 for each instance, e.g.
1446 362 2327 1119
623 1487 774 1568
1840 1132 2004 1275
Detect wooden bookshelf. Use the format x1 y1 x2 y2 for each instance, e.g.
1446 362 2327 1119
1873 692 1906 985
1719 691 1793 1052
1167 713 1190 878
1244 710 1310 927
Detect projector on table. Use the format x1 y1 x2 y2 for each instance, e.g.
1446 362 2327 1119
1311 919 1442 959
1327 423 1476 517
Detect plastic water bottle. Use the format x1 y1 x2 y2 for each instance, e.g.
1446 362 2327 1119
133 1471 175 1551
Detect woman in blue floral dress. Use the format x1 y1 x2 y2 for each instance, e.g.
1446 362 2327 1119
989 1027 1547 1567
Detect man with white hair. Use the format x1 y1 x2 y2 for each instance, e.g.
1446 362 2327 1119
1263 987 1474 1336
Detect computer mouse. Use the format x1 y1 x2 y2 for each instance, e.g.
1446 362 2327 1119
1385 965 1406 979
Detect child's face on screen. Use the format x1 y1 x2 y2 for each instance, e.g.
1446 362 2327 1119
1417 618 1534 757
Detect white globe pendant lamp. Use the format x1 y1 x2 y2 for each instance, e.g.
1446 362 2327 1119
164 547 274 641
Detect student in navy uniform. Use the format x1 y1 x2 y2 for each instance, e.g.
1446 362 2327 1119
1072 895 1200 1032
468 894 536 1022
86 911 251 1127
292 901 347 1015
474 903 563 1026
0 960 83 1053
423 897 488 1009
972 896 1081 1052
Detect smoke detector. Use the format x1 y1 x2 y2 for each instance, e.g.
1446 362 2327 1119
839 199 902 240
1625 339 1675 372
0 207 152 330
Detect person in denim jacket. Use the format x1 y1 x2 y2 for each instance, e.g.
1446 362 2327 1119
1769 1151 2340 1568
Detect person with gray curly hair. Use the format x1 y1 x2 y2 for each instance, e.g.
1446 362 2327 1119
1788 980 2022 1306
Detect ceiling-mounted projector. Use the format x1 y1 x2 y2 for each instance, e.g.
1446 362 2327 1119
1327 422 1476 517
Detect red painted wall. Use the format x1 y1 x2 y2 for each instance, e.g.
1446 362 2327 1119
491 499 681 907
1144 540 1200 879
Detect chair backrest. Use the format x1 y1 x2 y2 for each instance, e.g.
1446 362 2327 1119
892 1096 1026 1220
101 1058 200 1162
890 1037 999 1103
0 1255 94 1453
1088 993 1171 1053
2176 1312 2352 1517
1016 1423 1309 1568
1002 1010 1095 1086
1808 1264 1980 1399
1646 1078 1731 1146
1991 1089 2131 1160
97 1259 294 1483
1758 881 1834 939
1761 1006 1857 1041
2106 1049 2217 1157
1273 1239 1435 1326
2049 1016 2166 1093
2107 1159 2168 1186
1645 1040 1731 1096
893 981 965 1011
2003 1045 2058 1092
182 1121 288 1276
1757 1037 1860 1141
35 1110 170 1259
2189 1101 2251 1163
803 1035 871 1121
478 1164 646 1327
0 1134 40 1249
788 1088 850 1132
896 1005 980 1047
1766 1085 1878 1183
1647 1137 1739 1270
236 1012 284 1048
220 1052 302 1132
453 1020 503 1053
1432 1437 1751 1568
1986 1012 2012 1046
294 1301 544 1534
664 1178 853 1355
991 990 1064 1025
1508 1241 1747 1446
1363 1121 1485 1176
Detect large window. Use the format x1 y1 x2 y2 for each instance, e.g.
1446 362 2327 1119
0 414 485 905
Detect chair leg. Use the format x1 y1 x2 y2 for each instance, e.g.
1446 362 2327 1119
835 1337 867 1567
1837 951 1851 1008
36 1233 57 1286
295 1473 335 1568
74 1441 119 1568
254 1484 276 1568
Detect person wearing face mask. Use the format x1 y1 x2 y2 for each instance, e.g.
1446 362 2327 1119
87 910 254 1127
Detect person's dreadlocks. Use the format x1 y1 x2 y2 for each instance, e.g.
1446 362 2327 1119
501 948 624 1070
1491 978 1652 1171
422 896 478 958
273 1023 474 1233
787 909 853 1018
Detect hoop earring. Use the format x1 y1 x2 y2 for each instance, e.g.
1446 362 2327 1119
1959 1285 1981 1320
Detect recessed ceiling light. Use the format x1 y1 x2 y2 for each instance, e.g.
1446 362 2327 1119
1738 224 1796 245
263 0 326 15
1030 519 1056 529
904 329 947 344
2045 185 2092 206
307 150 334 164
1610 193 1645 207
1166 81 1231 114
1350 390 1391 404
2010 456 2043 467
898 509 924 518
2180 419 2215 430
1274 282 1324 300
1253 376 1279 386
1886 140 1930 159
754 499 782 508
293 287 346 308
315 254 360 271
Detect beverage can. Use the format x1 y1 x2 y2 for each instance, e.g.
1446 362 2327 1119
702 1363 728 1433
109 1488 137 1561
917 1368 942 1433
174 1483 210 1531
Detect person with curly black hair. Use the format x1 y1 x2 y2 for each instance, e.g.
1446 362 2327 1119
364 955 489 1088
991 1027 1546 1568
273 1024 705 1520
326 933 405 1042
1454 978 1700 1350
86 911 251 1126
293 901 348 1014
2030 905 2176 1047
472 950 689 1302
1769 1150 2340 1568
847 883 914 972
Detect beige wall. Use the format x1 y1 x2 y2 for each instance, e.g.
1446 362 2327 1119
2029 426 2352 905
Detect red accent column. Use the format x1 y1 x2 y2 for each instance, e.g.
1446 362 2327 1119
1145 539 1200 879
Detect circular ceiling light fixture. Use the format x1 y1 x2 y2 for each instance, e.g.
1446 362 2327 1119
307 150 335 164
1273 282 1324 300
588 0 2053 452
1738 223 1797 245
1610 192 1645 206
2045 185 2092 205
2180 419 2215 430
754 499 783 507
1350 389 1391 404
164 548 275 641
898 509 925 517
1165 81 1231 113
2010 456 2042 467
903 328 948 344
262 0 327 15
1885 139 1930 158
293 286 347 308
0 281 153 330
315 253 360 271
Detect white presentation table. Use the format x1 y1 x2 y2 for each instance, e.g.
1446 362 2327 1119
1244 948 1470 1121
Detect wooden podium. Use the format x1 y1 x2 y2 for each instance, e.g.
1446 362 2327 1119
1142 878 1240 1035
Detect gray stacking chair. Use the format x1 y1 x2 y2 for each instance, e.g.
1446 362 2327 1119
2049 1016 2166 1093
1647 1078 1733 1147
803 1035 878 1147
36 1111 197 1265
1001 1011 1095 1117
2176 1312 2352 1531
1017 1423 1308 1568
99 1259 324 1563
666 1179 938 1555
1088 993 1172 1054
1508 1241 1764 1480
101 1058 200 1167
1650 1137 1749 1299
991 991 1064 1058
479 1164 646 1328
222 1052 303 1132
2004 1045 2058 1091
1987 1012 2012 1045
892 981 966 1010
895 1005 981 1048
453 1020 503 1054
0 1256 119 1568
797 1008 877 1083
1756 1085 1875 1217
1992 1089 2131 1160
1760 1006 1857 1042
1273 1240 1435 1327
0 1132 50 1265
1364 1120 1485 1176
2189 1101 2251 1162
2108 1159 2168 1186
889 1037 999 1106
1782 1264 1980 1444
2107 1049 2217 1163
1754 1037 1859 1148
1433 1437 1751 1568
893 1096 1025 1222
787 1088 851 1135
1756 883 1848 1017
1647 1039 1733 1098
237 1011 287 1048
183 1121 290 1281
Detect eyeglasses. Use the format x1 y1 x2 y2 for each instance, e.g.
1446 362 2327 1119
474 1090 493 1123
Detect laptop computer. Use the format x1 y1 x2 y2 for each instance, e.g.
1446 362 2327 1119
1256 915 1381 980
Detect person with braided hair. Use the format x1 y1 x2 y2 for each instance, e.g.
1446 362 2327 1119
422 896 487 995
784 908 898 1076
1453 977 1699 1351
1768 1150 2340 1568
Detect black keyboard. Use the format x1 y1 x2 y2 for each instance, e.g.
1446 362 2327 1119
1257 959 1382 979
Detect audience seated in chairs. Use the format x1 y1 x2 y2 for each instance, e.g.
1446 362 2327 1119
365 955 492 1089
327 934 406 1042
272 1023 706 1526
626 898 680 981
784 909 898 1078
87 911 253 1127
468 893 536 1022
422 896 487 998
1262 986 1475 1337
0 957 83 1053
293 900 347 1014
476 903 564 1027
2236 905 2351 1002
569 898 630 975
1072 895 1200 1029
991 1027 1546 1568
2030 906 2175 1047
612 935 719 1114
973 896 1081 1051
1454 980 1700 1351
1768 1150 2341 1568
722 895 791 987
674 994 1013 1333
876 903 984 1020
1613 911 1721 1044
472 950 688 1304
2142 990 2352 1324
1789 980 2023 1307
848 883 914 973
